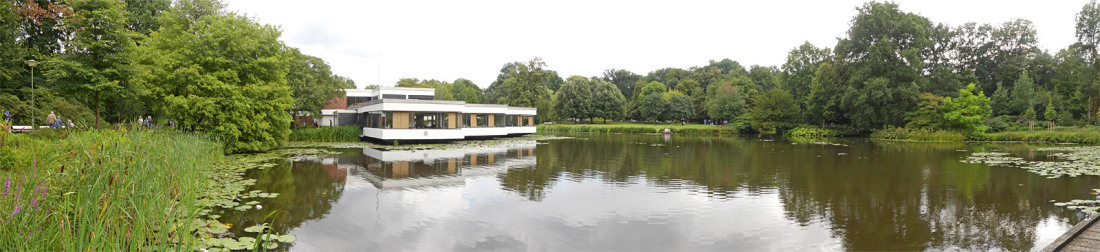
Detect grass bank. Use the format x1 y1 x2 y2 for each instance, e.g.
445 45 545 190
289 126 360 142
0 129 222 250
537 122 740 135
872 126 1100 144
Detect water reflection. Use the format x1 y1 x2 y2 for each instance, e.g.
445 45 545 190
226 135 1098 251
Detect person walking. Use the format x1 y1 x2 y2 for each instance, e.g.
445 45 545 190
145 115 153 128
46 111 58 128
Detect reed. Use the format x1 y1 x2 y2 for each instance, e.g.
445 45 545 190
0 129 222 250
288 126 360 142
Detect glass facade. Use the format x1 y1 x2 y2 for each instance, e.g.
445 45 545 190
363 112 392 128
493 113 506 127
409 112 448 129
506 115 519 126
476 114 488 127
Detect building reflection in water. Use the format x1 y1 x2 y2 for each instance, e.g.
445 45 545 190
342 143 539 190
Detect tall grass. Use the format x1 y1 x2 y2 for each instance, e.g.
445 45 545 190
0 129 222 250
288 126 360 142
537 123 739 135
984 128 1100 144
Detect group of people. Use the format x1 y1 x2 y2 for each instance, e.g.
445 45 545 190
44 111 74 128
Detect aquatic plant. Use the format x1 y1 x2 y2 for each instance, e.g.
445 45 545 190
964 146 1100 213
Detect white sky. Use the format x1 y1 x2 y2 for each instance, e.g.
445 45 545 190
223 0 1092 89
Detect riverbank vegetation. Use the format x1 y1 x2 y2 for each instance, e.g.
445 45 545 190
0 129 221 250
289 126 360 142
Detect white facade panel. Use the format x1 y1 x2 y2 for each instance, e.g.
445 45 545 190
345 89 378 98
506 126 537 135
462 127 508 137
363 128 465 141
462 105 509 114
506 107 537 116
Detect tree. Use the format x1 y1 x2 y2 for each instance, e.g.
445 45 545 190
554 76 594 123
906 93 945 129
1008 71 1035 115
47 0 135 129
750 89 800 132
836 2 929 130
941 83 992 135
123 0 170 36
592 80 626 123
135 0 293 153
286 48 354 127
705 83 747 121
749 65 781 93
601 69 641 99
664 91 694 122
1077 0 1100 120
781 42 831 103
639 93 666 122
637 81 667 99
452 78 481 103
1044 100 1058 122
806 62 843 126
491 58 556 107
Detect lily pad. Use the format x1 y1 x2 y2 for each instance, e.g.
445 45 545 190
243 225 267 233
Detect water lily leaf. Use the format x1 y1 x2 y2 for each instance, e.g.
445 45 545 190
243 225 267 233
258 234 279 241
278 234 297 242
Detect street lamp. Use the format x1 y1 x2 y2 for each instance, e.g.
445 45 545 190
25 59 36 128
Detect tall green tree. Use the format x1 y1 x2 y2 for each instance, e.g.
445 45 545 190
123 0 170 36
836 1 929 129
451 78 481 103
601 69 641 99
488 58 557 107
805 62 843 126
46 0 135 129
554 76 594 123
286 48 354 126
1077 0 1100 120
750 89 800 132
1008 71 1035 115
639 93 666 122
135 0 292 153
781 42 831 103
664 90 694 122
941 83 991 135
592 79 626 123
705 82 747 121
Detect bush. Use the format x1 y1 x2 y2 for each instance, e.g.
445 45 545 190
871 127 966 142
786 126 840 138
984 117 1009 133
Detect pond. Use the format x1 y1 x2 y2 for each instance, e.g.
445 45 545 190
218 134 1099 251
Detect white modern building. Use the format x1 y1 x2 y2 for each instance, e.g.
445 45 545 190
320 87 537 142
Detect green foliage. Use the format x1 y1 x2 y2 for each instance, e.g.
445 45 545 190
1008 72 1035 115
781 41 831 103
665 91 694 121
46 0 136 129
1045 101 1058 122
135 0 292 153
941 83 992 136
0 130 222 250
287 48 354 120
554 76 595 122
750 89 800 132
638 93 666 122
637 81 667 100
451 78 481 103
705 83 747 120
907 93 945 129
288 126 360 142
492 58 556 107
601 69 642 99
871 127 966 142
836 2 929 130
592 79 626 123
785 126 840 138
805 62 842 125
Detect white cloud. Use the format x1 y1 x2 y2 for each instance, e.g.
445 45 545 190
224 0 1092 89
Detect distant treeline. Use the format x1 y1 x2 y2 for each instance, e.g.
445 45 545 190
399 1 1100 135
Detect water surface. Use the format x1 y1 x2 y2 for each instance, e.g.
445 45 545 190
220 134 1098 251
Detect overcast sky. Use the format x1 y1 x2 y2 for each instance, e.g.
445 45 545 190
223 0 1092 89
